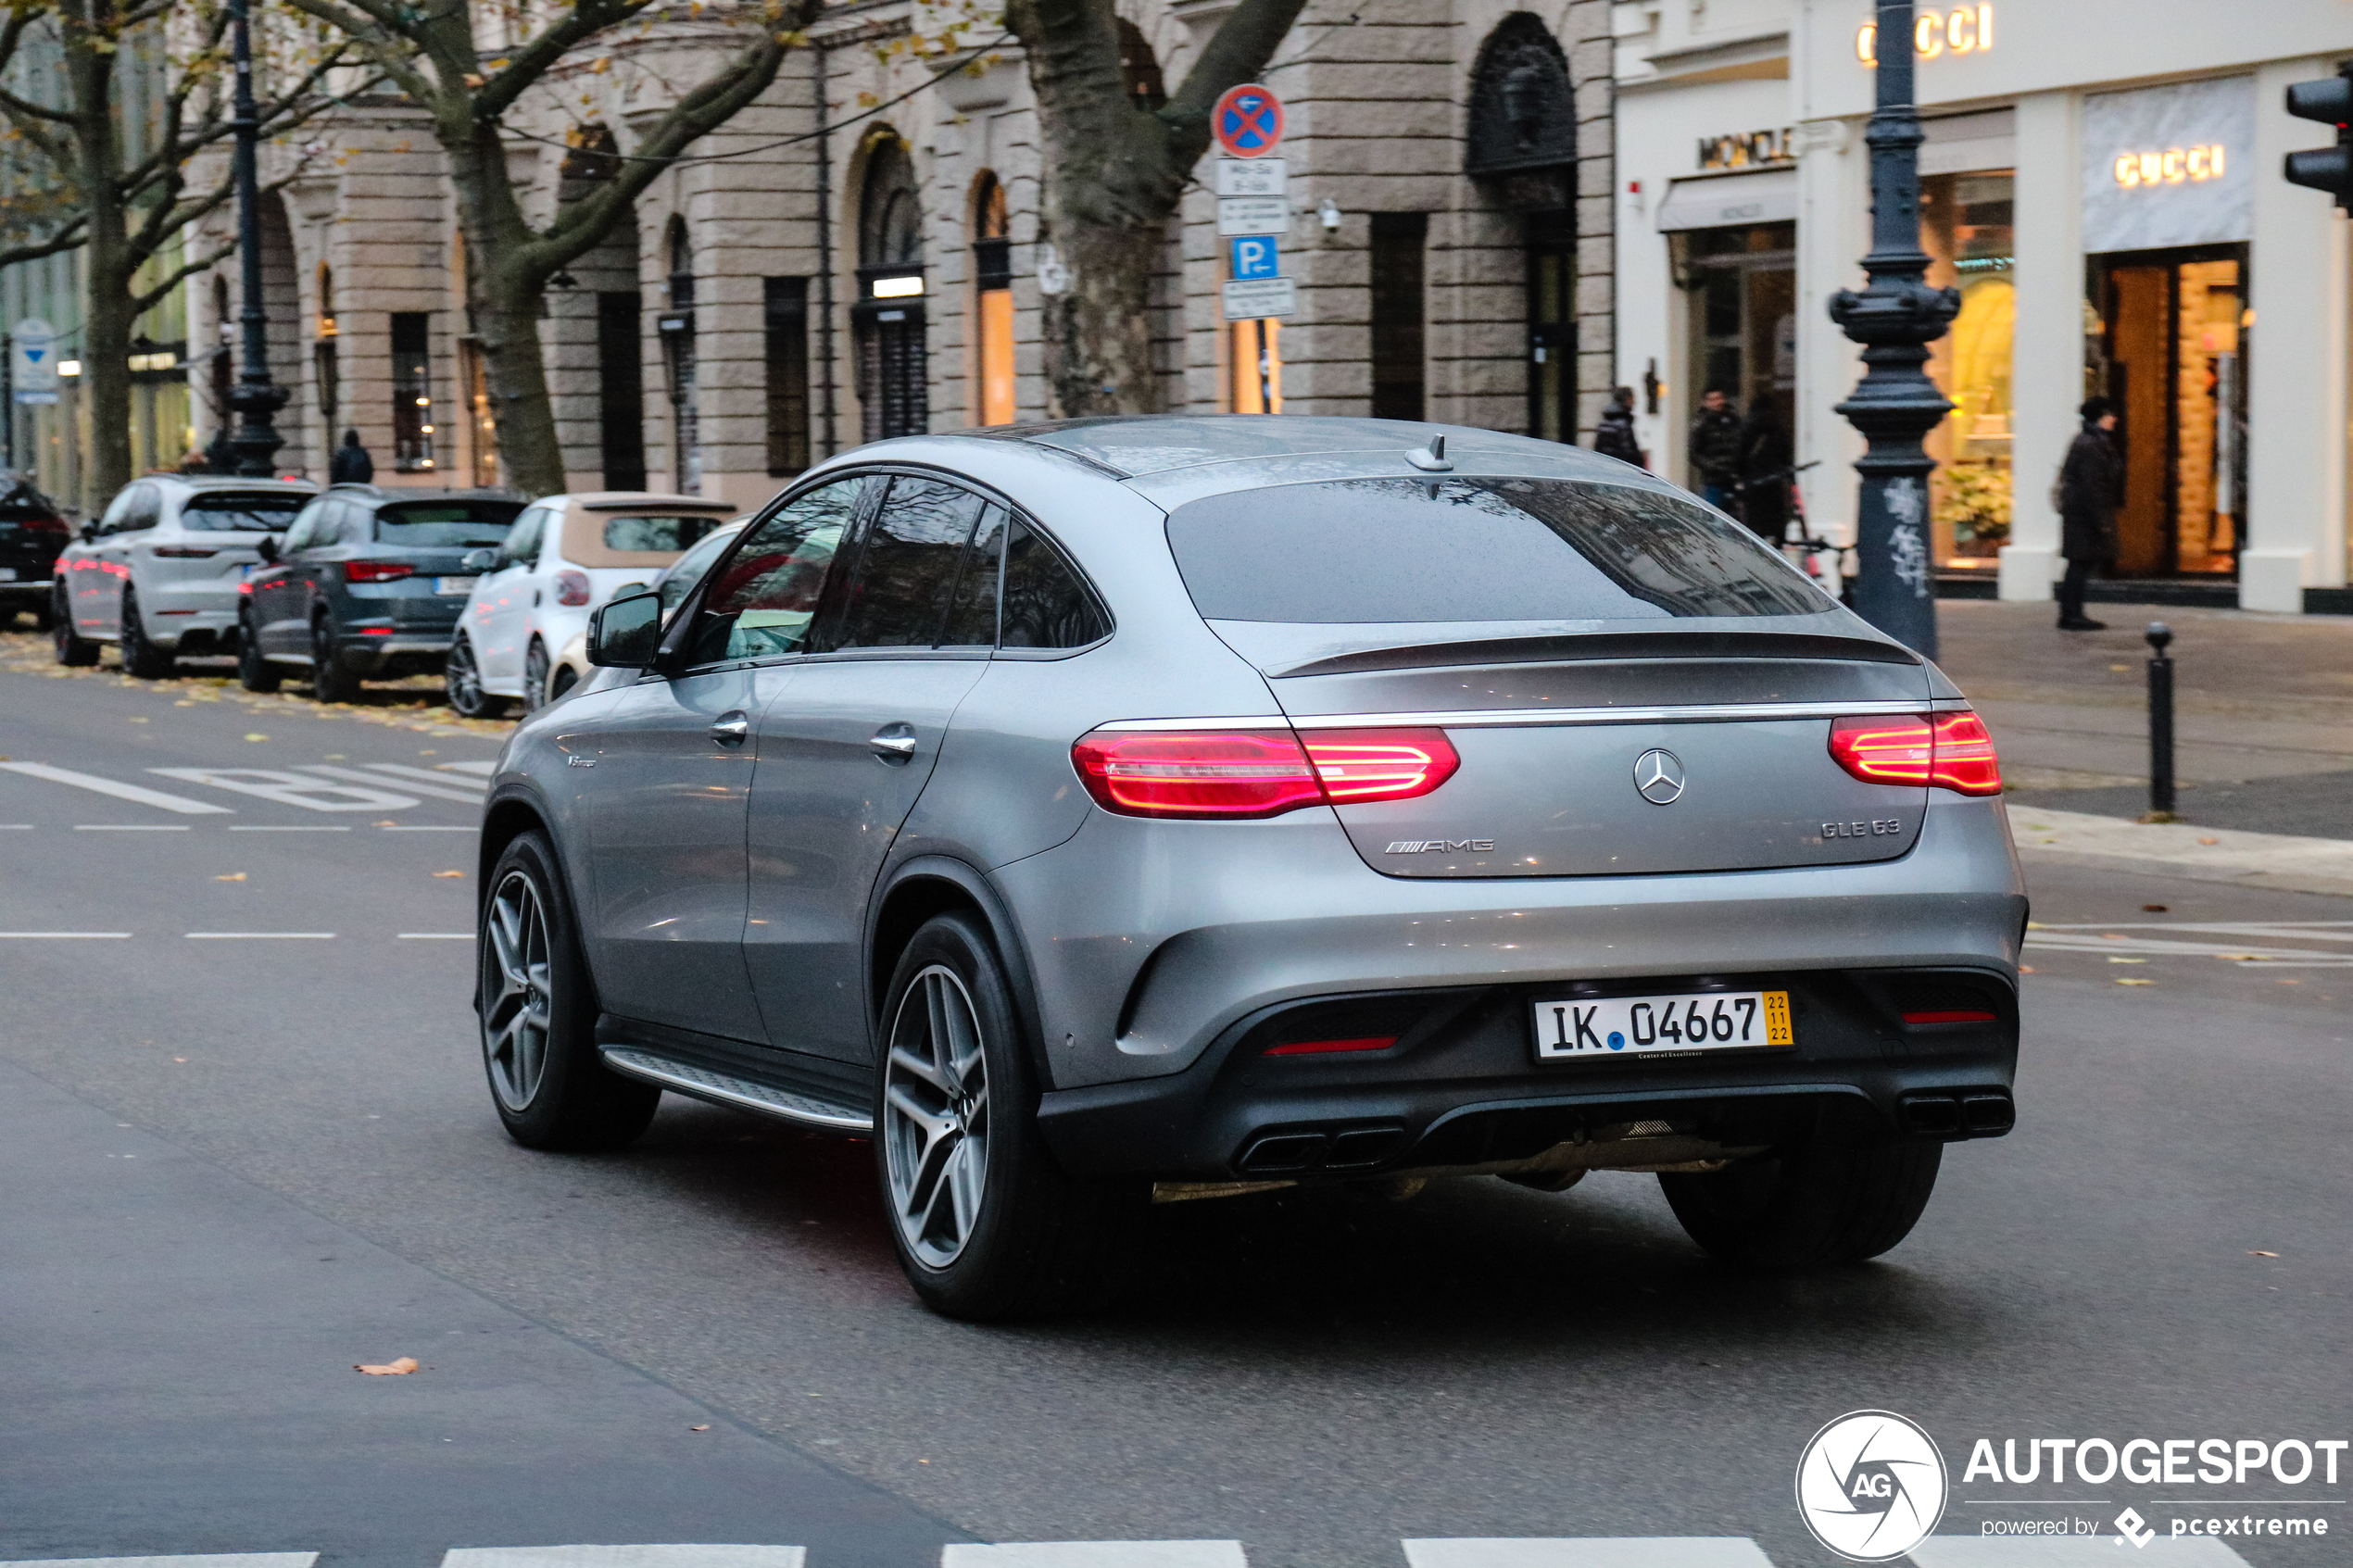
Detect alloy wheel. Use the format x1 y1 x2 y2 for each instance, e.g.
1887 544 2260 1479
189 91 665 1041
482 870 553 1111
446 637 485 715
883 964 992 1268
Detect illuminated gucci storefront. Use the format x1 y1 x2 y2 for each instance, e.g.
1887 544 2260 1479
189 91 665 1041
1787 2 2353 614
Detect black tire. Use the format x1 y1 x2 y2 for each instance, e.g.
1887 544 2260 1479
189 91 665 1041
236 611 282 692
119 587 175 678
1658 1137 1944 1270
0 605 17 630
875 910 1145 1320
309 615 360 702
31 595 54 632
547 663 577 703
52 583 97 665
478 830 660 1151
522 638 550 714
444 634 507 719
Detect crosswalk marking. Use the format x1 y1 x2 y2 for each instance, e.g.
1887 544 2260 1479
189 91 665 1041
1908 1537 2254 1565
301 763 484 804
149 768 418 812
1404 1542 1774 1568
350 761 491 793
438 759 497 776
0 761 233 814
442 1550 804 1568
0 931 132 938
943 1547 1245 1568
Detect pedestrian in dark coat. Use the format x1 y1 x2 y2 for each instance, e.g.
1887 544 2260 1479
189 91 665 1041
204 428 236 474
1736 398 1793 543
1688 388 1743 512
1593 386 1645 468
329 429 374 484
2057 396 2123 630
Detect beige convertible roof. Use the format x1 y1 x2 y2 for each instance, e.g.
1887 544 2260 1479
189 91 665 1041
557 492 738 568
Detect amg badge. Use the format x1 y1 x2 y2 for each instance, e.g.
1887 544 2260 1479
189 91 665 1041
1385 838 1495 854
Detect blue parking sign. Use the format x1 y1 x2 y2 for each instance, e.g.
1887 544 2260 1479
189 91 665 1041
1229 234 1280 281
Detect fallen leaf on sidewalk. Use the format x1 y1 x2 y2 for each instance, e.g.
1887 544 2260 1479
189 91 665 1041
215 872 246 882
244 733 269 742
2199 836 2220 846
2025 921 2045 929
2107 957 2145 964
2019 965 2035 973
2249 1250 2279 1258
2115 978 2156 986
2143 904 2169 912
355 1357 419 1375
689 1424 711 1431
433 870 464 878
2216 953 2266 961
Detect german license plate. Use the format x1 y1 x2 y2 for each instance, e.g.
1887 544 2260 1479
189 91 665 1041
434 576 478 596
1532 989 1793 1062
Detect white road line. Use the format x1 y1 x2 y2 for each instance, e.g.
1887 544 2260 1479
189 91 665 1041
0 761 233 814
0 932 132 939
382 824 474 832
149 768 417 812
442 1549 805 1568
301 764 484 804
1909 1537 2254 1565
397 933 473 940
944 1548 1247 1568
230 824 352 832
1403 1542 1773 1568
351 762 491 794
0 1557 320 1568
184 932 335 940
0 822 30 828
437 759 497 776
75 824 191 832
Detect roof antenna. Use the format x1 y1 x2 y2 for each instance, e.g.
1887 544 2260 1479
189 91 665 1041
1404 433 1453 472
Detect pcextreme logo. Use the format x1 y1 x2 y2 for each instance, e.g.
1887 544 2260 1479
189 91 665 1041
1795 1410 1950 1562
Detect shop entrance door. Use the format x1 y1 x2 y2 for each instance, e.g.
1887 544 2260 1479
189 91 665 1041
1526 212 1574 443
1678 221 1796 495
2090 247 2246 577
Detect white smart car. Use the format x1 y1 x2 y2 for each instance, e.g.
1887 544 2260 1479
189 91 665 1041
443 491 736 717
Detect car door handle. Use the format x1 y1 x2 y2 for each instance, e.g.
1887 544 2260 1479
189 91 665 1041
870 723 918 763
711 711 750 747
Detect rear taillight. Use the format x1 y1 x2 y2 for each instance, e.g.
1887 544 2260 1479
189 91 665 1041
345 559 414 583
1264 1035 1398 1057
1070 726 1460 820
151 545 218 558
1828 711 2003 797
1902 1010 1997 1024
23 515 68 536
555 570 592 607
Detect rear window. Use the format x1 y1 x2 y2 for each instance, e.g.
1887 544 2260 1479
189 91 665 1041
1164 477 1830 622
373 501 522 546
602 514 724 553
0 479 59 519
182 492 310 533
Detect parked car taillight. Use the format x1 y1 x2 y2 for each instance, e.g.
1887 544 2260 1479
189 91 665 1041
1070 727 1460 820
554 570 593 607
1828 712 2003 797
21 514 67 537
344 560 415 583
151 545 219 558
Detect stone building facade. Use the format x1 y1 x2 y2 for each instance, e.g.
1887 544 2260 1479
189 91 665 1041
182 0 1617 508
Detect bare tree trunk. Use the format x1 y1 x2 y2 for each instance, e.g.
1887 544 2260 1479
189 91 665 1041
1011 0 1307 417
65 0 133 497
447 121 568 498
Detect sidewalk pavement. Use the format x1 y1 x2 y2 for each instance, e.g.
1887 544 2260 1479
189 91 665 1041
1936 600 2353 851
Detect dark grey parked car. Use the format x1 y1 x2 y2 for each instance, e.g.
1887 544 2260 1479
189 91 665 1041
473 417 2026 1320
243 486 523 700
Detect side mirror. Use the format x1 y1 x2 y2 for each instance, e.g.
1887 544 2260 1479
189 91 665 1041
256 535 279 564
588 589 662 669
460 547 498 573
78 521 96 543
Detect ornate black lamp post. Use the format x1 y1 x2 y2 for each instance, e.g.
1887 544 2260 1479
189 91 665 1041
1828 0 1957 659
225 0 287 478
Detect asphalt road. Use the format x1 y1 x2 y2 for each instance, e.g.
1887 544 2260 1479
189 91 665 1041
3 644 2347 1568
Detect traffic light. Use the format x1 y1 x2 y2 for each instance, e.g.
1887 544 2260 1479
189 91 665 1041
2284 66 2353 209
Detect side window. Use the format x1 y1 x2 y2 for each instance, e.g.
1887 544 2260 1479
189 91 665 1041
340 502 377 546
826 477 986 651
97 487 141 535
297 500 349 553
499 508 547 569
280 499 329 553
937 504 1007 647
104 484 156 535
689 477 869 665
1000 519 1111 648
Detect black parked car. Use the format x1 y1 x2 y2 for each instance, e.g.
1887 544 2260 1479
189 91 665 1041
242 486 523 700
0 473 69 630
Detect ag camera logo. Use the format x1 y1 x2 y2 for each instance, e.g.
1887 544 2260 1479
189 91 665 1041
1795 1410 1949 1562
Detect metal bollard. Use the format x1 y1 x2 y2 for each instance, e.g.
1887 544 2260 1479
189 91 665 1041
2145 621 2175 820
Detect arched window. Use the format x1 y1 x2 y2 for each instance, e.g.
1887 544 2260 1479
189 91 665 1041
659 217 700 493
1466 13 1578 443
855 133 927 440
971 173 1013 425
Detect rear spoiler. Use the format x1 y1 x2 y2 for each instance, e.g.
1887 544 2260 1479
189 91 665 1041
1272 630 1921 678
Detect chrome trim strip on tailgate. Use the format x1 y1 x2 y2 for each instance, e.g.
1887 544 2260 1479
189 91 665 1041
1095 699 1970 732
599 1046 874 1132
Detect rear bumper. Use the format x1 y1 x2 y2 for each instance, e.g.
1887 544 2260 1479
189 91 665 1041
1036 965 2018 1181
0 575 53 597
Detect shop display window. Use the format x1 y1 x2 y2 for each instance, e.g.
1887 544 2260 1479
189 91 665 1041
1919 172 2014 570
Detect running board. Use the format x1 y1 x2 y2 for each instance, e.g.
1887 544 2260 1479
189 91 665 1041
599 1046 875 1133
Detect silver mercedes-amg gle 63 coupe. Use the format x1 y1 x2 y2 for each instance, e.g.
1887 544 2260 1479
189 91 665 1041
473 416 2025 1319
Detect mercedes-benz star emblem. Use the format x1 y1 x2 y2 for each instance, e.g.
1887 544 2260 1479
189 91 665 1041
1633 748 1686 805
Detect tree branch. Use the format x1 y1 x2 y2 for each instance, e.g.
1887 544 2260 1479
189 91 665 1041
0 217 92 270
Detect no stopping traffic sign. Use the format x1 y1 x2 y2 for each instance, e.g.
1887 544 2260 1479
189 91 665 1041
1213 85 1285 158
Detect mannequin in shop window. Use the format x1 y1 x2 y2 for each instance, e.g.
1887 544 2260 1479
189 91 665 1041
2057 396 2123 632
